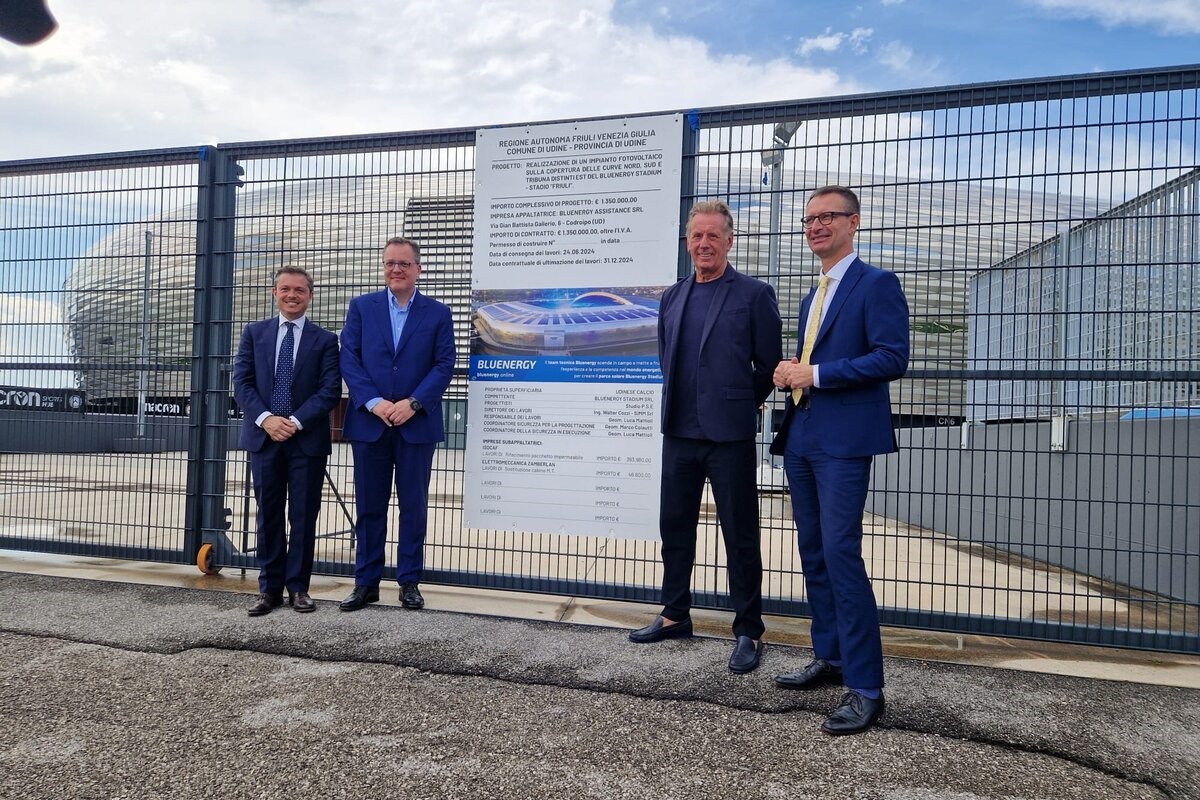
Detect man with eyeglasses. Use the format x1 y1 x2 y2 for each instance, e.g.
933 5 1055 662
339 237 456 612
770 186 909 735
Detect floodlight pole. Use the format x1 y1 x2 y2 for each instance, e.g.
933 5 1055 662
764 120 802 286
758 121 802 488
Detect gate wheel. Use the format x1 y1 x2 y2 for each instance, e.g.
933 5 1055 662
196 542 222 575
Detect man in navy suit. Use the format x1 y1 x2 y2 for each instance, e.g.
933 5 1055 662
770 186 909 735
233 265 341 616
629 200 782 675
338 237 456 612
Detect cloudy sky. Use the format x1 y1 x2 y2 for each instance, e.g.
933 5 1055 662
1 0 1199 161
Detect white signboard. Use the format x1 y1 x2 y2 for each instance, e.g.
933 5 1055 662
465 114 683 538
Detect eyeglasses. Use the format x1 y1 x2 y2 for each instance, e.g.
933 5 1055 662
383 260 418 272
800 211 855 229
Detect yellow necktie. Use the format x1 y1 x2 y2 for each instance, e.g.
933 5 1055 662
792 275 830 405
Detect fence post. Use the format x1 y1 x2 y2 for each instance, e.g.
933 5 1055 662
184 145 242 567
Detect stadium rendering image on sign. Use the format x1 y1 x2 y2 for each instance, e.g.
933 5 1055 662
471 288 661 356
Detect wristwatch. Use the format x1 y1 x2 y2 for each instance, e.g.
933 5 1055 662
407 397 422 412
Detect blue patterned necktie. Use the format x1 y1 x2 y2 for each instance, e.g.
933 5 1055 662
271 321 295 417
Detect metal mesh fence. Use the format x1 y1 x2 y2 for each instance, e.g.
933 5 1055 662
2 68 1197 651
1 151 201 562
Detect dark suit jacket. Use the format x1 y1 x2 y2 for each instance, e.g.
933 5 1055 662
339 289 456 445
770 257 909 458
658 264 782 442
232 316 341 456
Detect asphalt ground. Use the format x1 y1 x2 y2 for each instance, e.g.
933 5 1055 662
1 570 1197 800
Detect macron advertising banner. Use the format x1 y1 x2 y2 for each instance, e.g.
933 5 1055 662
465 114 683 538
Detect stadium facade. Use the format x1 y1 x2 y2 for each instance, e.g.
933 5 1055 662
62 168 1096 423
967 167 1200 421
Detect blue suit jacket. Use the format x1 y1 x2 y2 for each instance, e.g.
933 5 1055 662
339 289 456 444
232 317 341 456
658 264 782 442
770 257 909 458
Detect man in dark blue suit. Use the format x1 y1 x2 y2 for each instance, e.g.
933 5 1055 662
770 186 909 735
233 266 341 616
338 237 456 612
629 200 782 675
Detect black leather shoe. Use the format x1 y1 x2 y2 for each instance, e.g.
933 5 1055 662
775 658 843 690
728 635 765 674
400 582 424 610
338 586 379 612
247 592 283 617
821 691 885 735
628 616 693 643
289 591 316 613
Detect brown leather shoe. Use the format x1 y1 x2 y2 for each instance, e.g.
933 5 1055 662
247 592 283 617
289 591 316 613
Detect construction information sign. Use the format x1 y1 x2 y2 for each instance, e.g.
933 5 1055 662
465 114 682 538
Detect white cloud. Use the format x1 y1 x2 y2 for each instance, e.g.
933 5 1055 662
798 26 874 57
799 28 846 56
849 27 874 54
1029 0 1200 34
0 0 865 160
874 39 942 82
877 41 914 71
0 295 73 388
